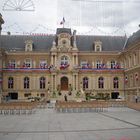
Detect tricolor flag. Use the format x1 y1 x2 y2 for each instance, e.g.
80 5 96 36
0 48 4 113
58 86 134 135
60 17 65 25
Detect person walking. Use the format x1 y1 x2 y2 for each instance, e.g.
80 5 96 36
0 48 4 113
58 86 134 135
64 94 67 102
135 95 138 103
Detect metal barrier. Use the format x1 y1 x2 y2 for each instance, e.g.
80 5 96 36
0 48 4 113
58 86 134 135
0 102 37 115
55 101 109 113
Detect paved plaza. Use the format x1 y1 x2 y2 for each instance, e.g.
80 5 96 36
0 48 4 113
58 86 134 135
0 107 140 140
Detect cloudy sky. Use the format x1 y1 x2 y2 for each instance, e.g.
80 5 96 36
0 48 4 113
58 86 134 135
0 0 140 36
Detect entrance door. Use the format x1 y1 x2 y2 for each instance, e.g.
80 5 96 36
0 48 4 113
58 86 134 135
111 92 119 99
61 77 68 91
8 92 18 100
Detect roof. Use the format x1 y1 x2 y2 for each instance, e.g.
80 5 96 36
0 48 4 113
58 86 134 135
0 28 126 52
125 29 140 48
0 35 55 51
76 35 126 51
56 28 72 35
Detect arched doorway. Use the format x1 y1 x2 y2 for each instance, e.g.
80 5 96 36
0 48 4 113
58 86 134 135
61 77 68 91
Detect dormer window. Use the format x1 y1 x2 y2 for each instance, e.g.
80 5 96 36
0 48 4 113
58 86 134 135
94 40 102 52
96 46 101 52
25 40 33 52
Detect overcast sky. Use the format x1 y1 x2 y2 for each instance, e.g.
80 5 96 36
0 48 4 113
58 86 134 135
0 0 140 36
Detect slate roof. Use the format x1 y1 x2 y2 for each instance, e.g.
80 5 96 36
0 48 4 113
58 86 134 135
0 28 126 52
76 35 126 51
0 35 55 51
56 28 72 35
125 29 140 48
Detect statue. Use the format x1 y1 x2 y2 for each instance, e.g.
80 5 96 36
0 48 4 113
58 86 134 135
0 13 4 35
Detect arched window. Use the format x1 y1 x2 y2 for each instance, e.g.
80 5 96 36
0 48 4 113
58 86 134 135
134 53 137 66
111 61 115 69
83 77 88 89
113 77 119 88
96 45 101 52
98 77 104 88
60 56 69 69
8 77 14 89
24 77 29 89
61 56 69 65
129 56 131 68
40 77 46 89
135 73 138 81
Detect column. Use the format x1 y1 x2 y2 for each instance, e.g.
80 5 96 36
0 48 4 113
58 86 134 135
51 74 53 91
73 74 76 90
53 55 55 66
76 55 78 65
53 74 57 91
51 55 53 65
73 55 75 66
55 75 57 91
55 55 57 66
75 74 78 91
92 75 95 90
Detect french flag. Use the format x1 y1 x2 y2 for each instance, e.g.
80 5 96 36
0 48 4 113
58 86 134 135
60 17 65 25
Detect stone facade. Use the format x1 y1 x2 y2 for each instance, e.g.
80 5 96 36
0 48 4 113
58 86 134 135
0 28 140 101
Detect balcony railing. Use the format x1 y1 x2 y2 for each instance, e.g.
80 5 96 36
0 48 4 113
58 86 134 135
1 67 50 72
1 66 125 73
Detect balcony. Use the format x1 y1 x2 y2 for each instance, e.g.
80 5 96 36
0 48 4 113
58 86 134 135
74 66 124 73
2 67 50 73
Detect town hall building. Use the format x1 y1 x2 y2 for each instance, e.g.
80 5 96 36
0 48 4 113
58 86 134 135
0 15 140 102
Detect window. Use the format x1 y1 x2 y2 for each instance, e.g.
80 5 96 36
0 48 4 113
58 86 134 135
96 60 101 69
40 60 47 69
96 45 101 52
25 40 33 52
134 53 136 65
83 77 88 89
61 56 69 65
24 93 31 97
26 45 31 51
24 77 29 89
135 73 138 81
113 77 119 88
98 77 104 88
94 41 102 52
60 56 69 69
8 60 16 68
8 77 14 89
40 77 46 89
81 61 90 68
40 93 45 97
111 61 115 69
23 59 32 68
